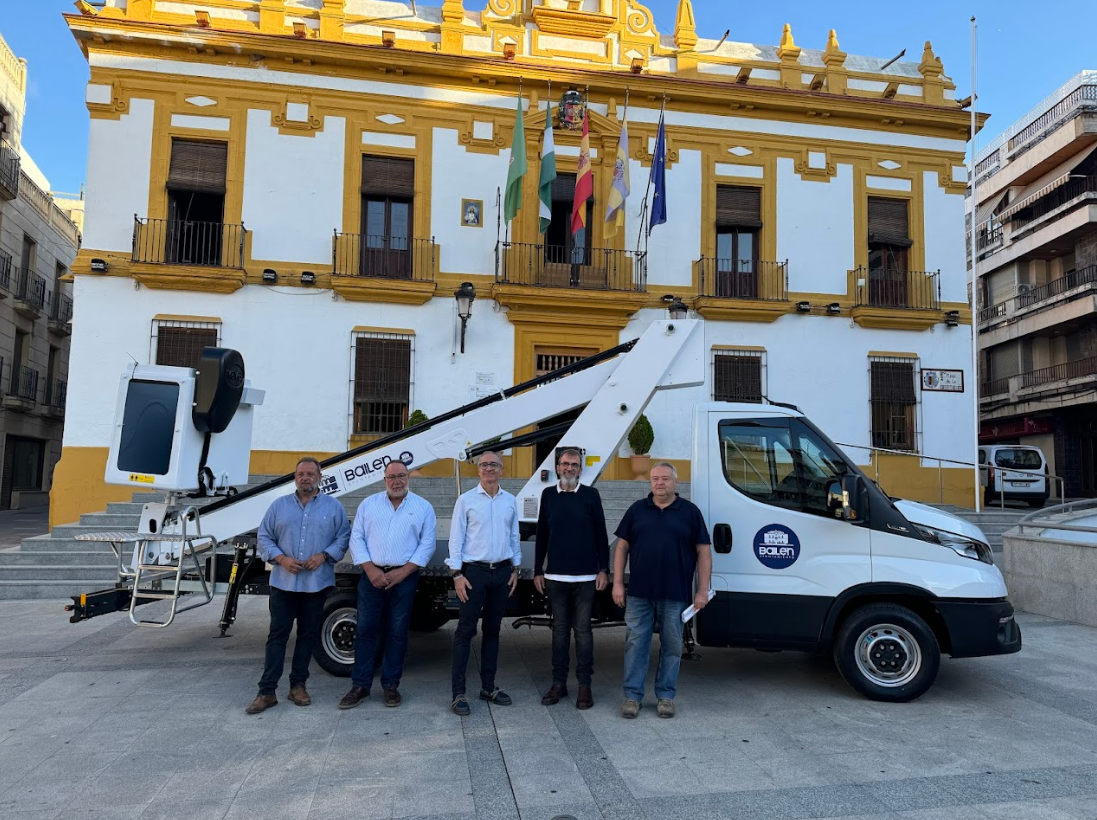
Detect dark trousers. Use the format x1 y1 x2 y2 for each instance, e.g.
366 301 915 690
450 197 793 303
351 570 420 691
258 587 329 695
451 563 511 698
546 580 596 687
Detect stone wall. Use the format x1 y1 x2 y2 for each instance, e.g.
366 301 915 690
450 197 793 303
1002 530 1097 627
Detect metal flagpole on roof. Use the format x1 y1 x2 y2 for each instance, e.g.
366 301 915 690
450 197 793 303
969 16 982 513
634 94 665 258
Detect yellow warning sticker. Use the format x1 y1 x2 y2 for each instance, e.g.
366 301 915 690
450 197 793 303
128 473 155 484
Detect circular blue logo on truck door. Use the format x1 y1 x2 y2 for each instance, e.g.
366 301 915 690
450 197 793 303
754 524 800 570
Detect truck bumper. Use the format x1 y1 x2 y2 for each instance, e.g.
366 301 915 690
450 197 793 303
936 597 1022 658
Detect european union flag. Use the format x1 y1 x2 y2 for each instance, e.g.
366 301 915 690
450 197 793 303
648 111 667 235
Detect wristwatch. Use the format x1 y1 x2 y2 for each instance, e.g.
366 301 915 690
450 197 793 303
452 572 464 581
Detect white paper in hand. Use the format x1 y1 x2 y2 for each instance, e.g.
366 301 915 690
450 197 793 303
681 588 716 623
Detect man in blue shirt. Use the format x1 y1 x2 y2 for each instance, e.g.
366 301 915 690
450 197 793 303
247 457 351 715
446 451 521 716
612 461 712 720
338 459 437 710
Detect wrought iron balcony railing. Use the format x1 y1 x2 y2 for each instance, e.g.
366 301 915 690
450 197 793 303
50 293 73 324
1010 176 1097 231
14 267 48 311
332 233 436 282
47 378 67 409
10 365 39 402
854 268 940 311
980 378 1010 398
0 140 19 200
978 265 1097 324
697 258 788 301
495 241 647 292
132 216 247 269
0 249 11 292
1021 355 1097 389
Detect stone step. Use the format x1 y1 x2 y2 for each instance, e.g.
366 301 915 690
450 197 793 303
0 549 117 566
0 565 119 581
78 513 143 528
0 580 119 600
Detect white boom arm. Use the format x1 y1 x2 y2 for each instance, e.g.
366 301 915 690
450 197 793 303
169 319 704 544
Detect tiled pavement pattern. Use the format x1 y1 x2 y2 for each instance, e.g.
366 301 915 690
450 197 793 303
0 600 1096 820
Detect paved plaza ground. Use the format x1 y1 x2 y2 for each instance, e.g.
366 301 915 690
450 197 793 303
0 597 1096 820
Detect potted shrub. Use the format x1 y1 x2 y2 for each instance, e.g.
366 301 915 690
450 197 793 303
627 414 654 480
404 410 429 475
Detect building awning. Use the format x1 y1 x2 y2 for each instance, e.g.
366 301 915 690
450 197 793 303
999 142 1097 220
975 190 1009 226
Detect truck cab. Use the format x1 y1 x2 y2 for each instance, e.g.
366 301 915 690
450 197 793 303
691 403 1021 701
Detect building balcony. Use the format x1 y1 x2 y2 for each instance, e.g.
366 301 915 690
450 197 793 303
329 233 438 305
980 356 1097 412
692 258 789 322
132 216 247 269
495 241 647 293
44 378 66 420
2 365 39 413
851 267 942 330
979 265 1097 339
0 140 19 201
1010 175 1097 234
48 293 73 337
12 267 47 319
0 249 11 297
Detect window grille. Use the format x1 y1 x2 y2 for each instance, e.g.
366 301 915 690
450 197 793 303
536 352 587 376
351 331 413 436
712 350 764 403
869 356 919 451
152 320 220 368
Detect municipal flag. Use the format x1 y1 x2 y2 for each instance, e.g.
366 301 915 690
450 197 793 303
538 111 557 233
503 95 526 224
648 112 667 235
604 120 630 239
571 111 593 236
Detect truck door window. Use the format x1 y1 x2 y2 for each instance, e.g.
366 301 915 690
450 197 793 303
790 420 850 517
718 419 802 515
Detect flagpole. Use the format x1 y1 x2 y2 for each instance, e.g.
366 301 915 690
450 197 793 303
635 94 665 256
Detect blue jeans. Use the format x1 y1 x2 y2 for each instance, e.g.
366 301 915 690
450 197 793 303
622 596 686 702
351 570 420 691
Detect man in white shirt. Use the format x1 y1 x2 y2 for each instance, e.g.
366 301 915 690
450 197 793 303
338 459 436 710
446 451 521 716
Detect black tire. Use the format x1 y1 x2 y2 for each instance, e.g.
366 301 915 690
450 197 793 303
833 603 940 703
313 591 357 677
1027 499 1046 509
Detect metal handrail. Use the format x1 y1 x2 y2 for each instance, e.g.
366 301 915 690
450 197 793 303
852 267 940 311
1016 499 1097 543
697 258 789 301
836 441 1065 509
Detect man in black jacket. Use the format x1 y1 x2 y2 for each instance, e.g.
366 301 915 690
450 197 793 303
533 447 609 710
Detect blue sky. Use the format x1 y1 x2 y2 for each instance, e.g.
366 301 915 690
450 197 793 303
4 0 1095 194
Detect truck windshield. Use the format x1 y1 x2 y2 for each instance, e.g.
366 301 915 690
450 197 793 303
994 449 1042 470
719 417 851 517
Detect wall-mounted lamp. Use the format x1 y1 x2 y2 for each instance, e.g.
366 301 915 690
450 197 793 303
796 301 812 313
944 309 960 327
382 30 396 48
667 297 689 320
90 258 108 273
455 281 476 353
262 268 278 283
293 21 307 39
630 57 643 74
826 303 842 315
502 42 517 60
300 271 316 286
195 10 211 27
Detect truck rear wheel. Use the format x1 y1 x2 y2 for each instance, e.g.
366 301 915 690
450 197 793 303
834 603 940 702
314 591 356 677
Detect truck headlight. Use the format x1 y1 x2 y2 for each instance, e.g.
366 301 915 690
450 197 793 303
915 525 994 565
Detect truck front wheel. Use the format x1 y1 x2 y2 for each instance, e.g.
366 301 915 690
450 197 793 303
314 591 357 677
834 603 940 702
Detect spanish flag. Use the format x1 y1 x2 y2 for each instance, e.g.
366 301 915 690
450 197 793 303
570 111 593 236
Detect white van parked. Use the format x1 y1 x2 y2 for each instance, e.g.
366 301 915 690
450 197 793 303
978 445 1049 508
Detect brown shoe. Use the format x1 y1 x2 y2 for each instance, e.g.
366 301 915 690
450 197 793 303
541 682 568 706
576 686 593 710
245 694 277 715
383 688 401 707
338 685 369 710
288 685 311 707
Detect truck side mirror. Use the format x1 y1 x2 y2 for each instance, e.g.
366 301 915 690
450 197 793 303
840 474 869 523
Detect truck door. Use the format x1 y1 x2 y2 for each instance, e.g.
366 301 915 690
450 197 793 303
696 413 872 649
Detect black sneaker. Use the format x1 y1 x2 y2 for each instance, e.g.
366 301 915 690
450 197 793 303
451 695 470 716
479 688 513 706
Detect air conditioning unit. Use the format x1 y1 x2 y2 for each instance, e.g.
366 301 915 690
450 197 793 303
1017 284 1033 295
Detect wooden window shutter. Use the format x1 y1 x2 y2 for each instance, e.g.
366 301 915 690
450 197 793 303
156 326 218 368
354 337 411 402
867 197 912 247
551 173 576 203
713 354 763 403
716 185 762 228
870 361 916 403
361 156 415 198
167 140 228 194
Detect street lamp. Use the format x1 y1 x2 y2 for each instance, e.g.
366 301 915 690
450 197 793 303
667 297 689 320
455 281 476 353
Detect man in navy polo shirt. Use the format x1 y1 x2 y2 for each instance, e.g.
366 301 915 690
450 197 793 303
612 461 712 719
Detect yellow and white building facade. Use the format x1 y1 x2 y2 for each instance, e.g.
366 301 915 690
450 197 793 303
58 0 982 526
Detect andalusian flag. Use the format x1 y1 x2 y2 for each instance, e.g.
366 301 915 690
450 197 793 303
604 119 630 239
570 111 593 236
538 109 557 233
503 94 527 224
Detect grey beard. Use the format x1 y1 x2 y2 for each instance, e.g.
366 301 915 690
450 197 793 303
560 475 580 491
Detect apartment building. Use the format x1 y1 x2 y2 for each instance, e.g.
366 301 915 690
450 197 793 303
973 71 1097 496
57 0 977 525
0 31 81 510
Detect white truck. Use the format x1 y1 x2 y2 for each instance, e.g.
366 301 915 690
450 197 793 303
67 319 1020 703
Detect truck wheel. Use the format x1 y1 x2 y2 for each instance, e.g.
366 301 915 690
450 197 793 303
833 603 940 703
314 592 356 677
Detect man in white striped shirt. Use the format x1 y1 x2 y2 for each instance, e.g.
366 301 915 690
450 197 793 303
446 450 522 716
338 460 437 710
